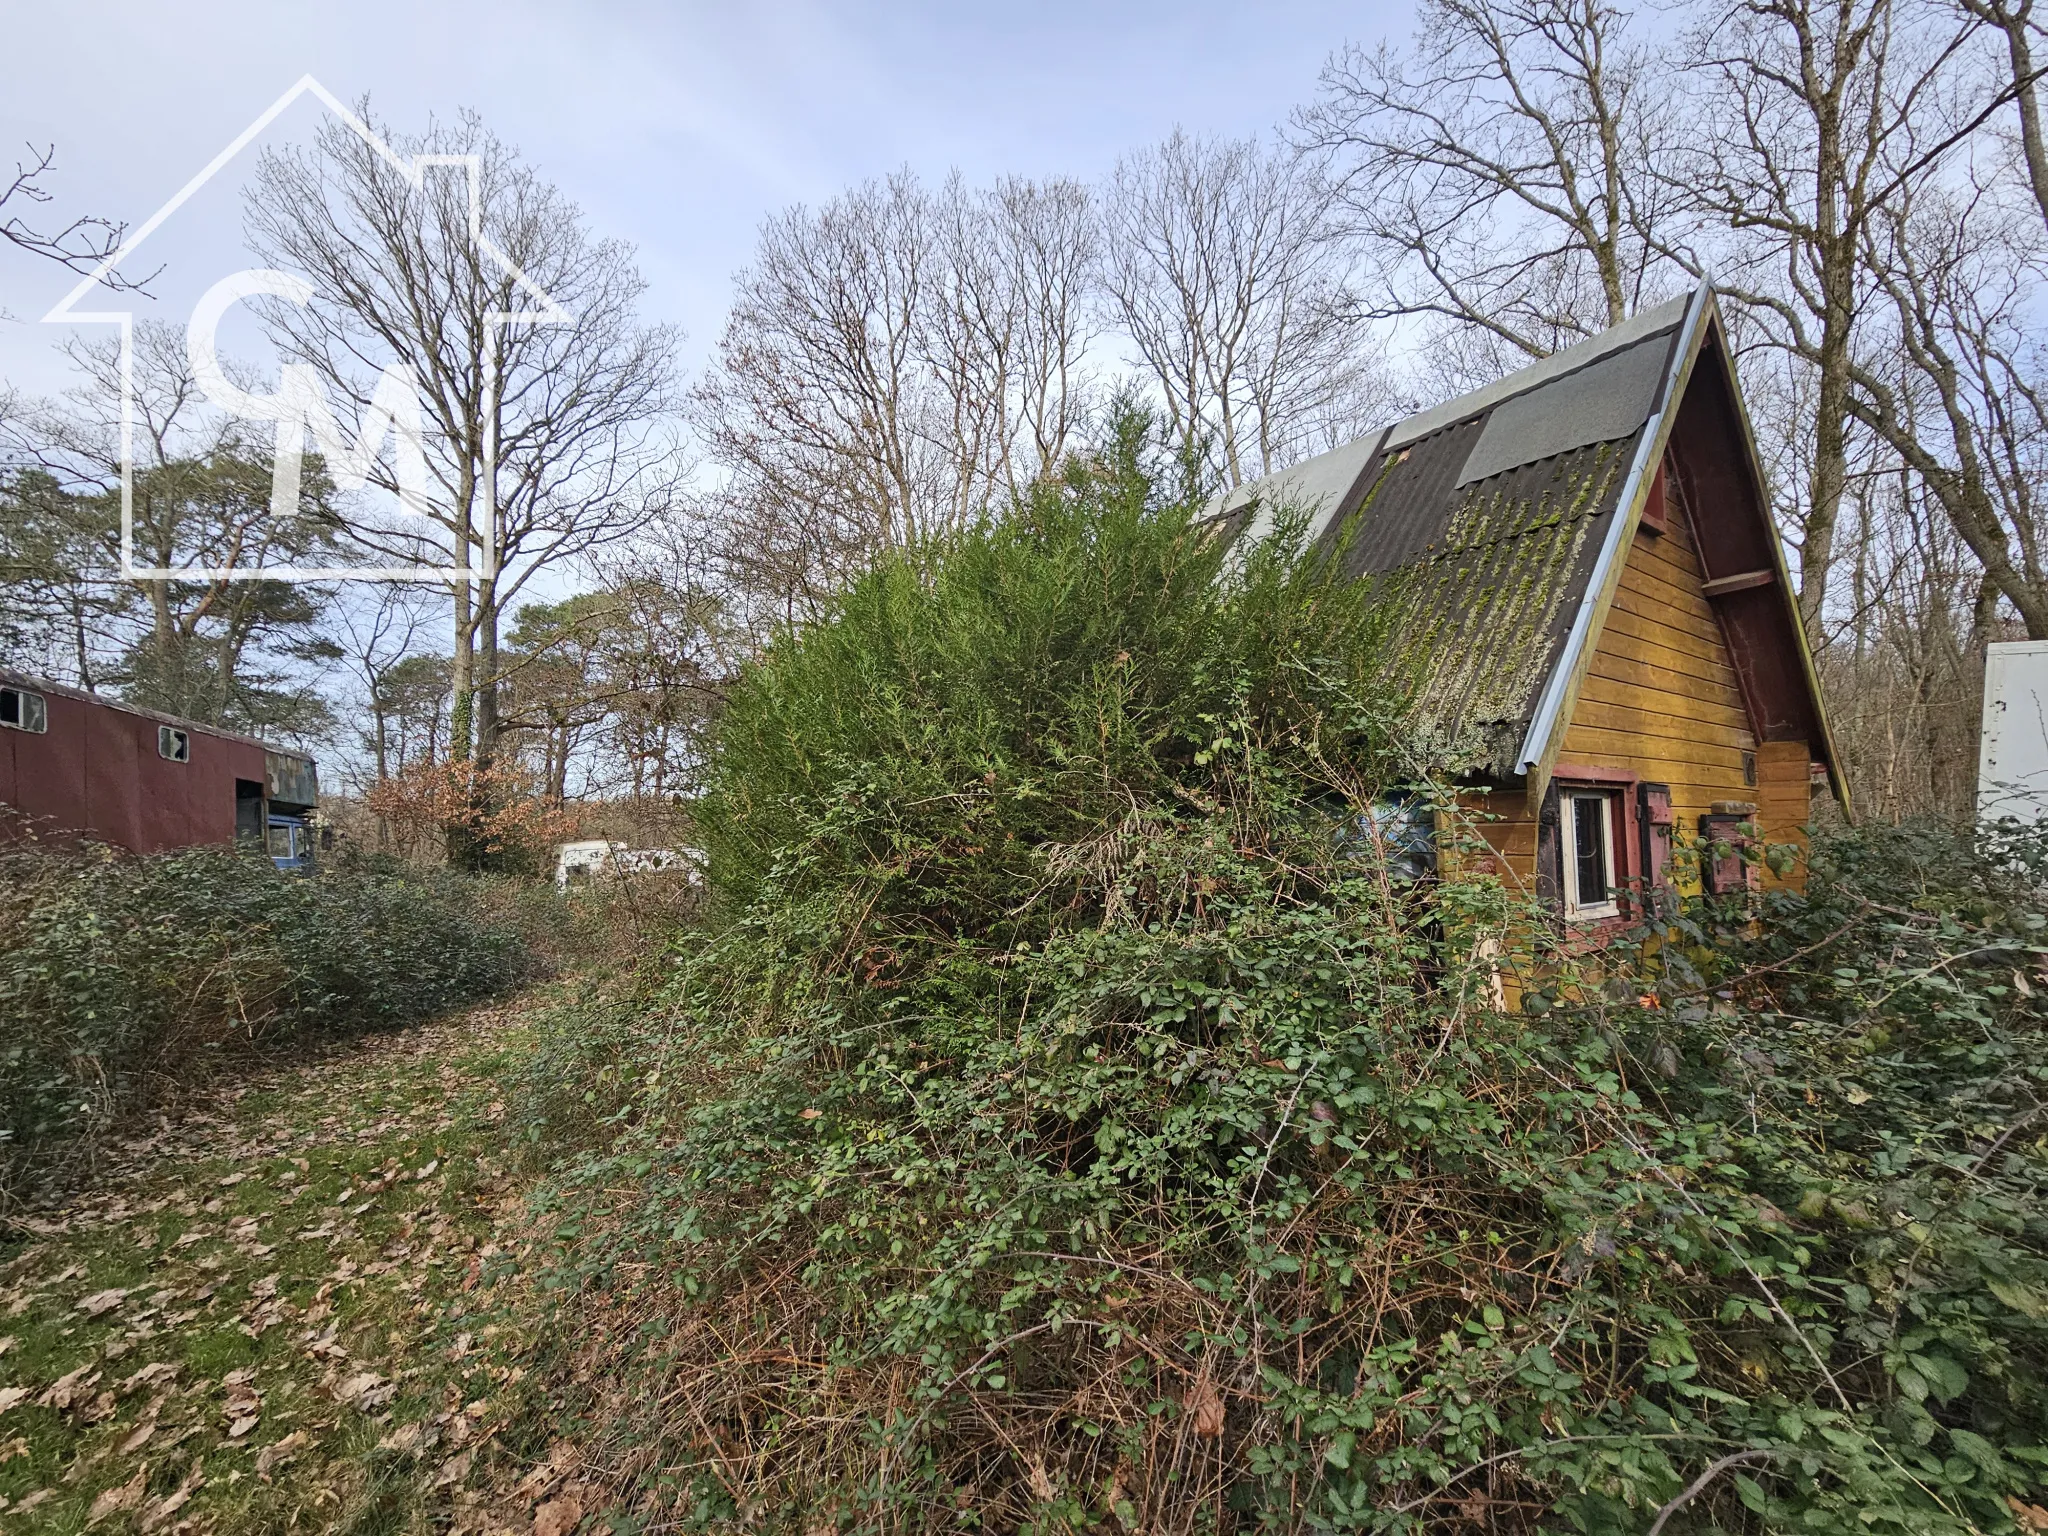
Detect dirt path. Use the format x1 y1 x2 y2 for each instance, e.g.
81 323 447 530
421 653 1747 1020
0 995 573 1535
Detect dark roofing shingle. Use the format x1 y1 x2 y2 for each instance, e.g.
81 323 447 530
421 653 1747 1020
1349 435 1638 776
1210 296 1696 778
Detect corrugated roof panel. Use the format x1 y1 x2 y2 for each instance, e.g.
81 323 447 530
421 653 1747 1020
1348 435 1640 777
1382 292 1691 452
1321 416 1485 578
1211 429 1389 545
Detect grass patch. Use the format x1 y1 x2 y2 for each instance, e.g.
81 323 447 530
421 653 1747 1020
0 994 565 1534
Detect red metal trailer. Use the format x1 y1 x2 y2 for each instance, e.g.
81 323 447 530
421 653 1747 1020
0 669 319 860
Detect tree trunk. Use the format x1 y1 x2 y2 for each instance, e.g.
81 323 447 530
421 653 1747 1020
373 698 391 852
474 572 503 767
449 578 475 764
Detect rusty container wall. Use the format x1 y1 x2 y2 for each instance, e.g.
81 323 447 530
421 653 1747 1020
0 681 270 853
265 750 319 811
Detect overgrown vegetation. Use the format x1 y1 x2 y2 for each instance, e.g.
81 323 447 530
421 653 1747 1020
0 837 539 1212
505 433 2048 1532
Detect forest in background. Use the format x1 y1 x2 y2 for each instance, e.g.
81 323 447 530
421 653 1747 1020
2 0 2044 845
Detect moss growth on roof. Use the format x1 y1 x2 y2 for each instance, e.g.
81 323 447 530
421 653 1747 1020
1344 437 1632 777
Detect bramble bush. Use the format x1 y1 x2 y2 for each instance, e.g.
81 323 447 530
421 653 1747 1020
512 419 2048 1533
0 837 537 1211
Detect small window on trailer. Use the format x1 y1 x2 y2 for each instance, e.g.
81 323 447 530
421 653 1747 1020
1561 788 1622 920
158 725 190 762
1 687 48 733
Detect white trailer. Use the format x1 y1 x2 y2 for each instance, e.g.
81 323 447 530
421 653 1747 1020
1978 641 2048 824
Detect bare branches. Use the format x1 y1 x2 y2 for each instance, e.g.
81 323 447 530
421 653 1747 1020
690 170 1101 621
0 143 154 293
1847 160 2048 637
1664 0 1984 628
241 103 682 763
1296 0 1684 377
1644 1449 1775 1535
1103 131 1392 488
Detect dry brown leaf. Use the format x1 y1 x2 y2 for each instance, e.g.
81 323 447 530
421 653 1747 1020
432 1447 475 1490
1185 1377 1226 1439
76 1289 129 1318
140 1461 203 1532
2012 1500 2048 1535
119 1361 179 1395
86 1461 148 1525
533 1495 584 1536
120 1419 158 1454
332 1370 387 1408
1026 1458 1056 1501
513 1441 579 1499
255 1429 309 1476
0 1386 28 1416
378 1419 440 1457
228 1413 261 1439
39 1365 103 1412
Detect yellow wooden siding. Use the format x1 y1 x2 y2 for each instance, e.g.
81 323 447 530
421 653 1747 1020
1458 506 1813 893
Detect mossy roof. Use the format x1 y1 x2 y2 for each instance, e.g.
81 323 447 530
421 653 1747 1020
1208 302 1693 780
1337 434 1636 777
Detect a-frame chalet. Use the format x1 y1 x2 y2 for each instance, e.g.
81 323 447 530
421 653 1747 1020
1214 282 1844 917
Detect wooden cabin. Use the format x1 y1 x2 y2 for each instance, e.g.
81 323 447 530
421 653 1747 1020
1215 283 1845 920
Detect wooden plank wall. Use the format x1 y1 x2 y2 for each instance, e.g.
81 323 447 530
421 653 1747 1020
1459 500 1812 895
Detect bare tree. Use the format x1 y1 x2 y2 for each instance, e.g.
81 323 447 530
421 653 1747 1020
1949 0 2048 223
1103 130 1387 488
691 170 1098 620
1296 0 1681 379
990 177 1100 488
1848 163 2048 636
692 171 947 619
242 105 682 774
1667 0 1976 630
1820 457 2003 819
328 581 443 846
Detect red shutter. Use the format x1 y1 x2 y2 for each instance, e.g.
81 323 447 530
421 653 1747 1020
1638 782 1674 912
1699 811 1759 897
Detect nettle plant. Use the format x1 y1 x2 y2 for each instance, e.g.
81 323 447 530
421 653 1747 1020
521 424 2048 1533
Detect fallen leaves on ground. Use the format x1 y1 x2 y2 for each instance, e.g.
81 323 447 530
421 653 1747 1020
83 1461 147 1525
0 1000 566 1533
533 1491 584 1536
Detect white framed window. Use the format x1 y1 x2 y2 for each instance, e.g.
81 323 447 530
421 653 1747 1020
1 687 47 733
1562 789 1621 920
158 725 190 763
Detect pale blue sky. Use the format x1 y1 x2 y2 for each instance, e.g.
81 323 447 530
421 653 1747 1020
0 0 1407 394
